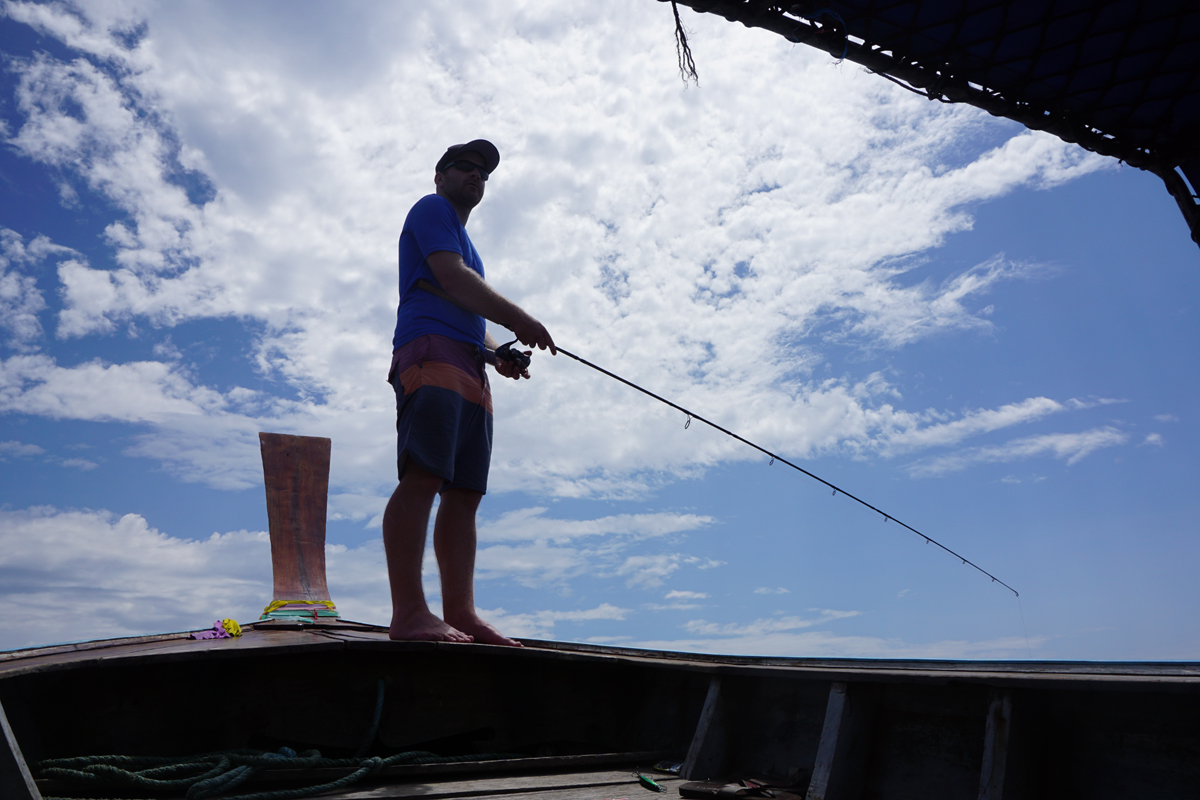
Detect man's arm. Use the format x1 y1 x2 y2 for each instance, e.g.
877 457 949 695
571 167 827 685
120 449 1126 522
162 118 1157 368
426 250 556 355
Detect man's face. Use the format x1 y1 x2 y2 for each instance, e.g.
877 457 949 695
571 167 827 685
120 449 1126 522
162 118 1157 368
435 150 487 209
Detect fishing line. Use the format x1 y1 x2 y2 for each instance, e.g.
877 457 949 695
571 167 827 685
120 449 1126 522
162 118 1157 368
1017 594 1034 659
550 345 1019 597
415 279 1018 596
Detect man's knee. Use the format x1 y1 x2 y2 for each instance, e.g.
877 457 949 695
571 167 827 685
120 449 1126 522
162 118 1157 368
441 487 483 514
399 461 445 498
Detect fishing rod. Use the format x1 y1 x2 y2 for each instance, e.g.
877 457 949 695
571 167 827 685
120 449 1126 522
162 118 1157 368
541 344 1018 597
415 279 1019 596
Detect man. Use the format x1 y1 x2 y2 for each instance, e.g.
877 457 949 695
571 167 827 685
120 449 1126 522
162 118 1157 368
384 139 555 645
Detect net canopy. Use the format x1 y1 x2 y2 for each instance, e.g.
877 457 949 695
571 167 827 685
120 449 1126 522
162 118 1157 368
664 0 1200 248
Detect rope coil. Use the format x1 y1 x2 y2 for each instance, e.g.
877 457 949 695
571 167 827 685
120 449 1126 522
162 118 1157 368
39 748 517 800
37 680 516 800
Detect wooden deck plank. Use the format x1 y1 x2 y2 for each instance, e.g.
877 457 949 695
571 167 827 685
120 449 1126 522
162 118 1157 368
246 752 674 784
318 768 683 799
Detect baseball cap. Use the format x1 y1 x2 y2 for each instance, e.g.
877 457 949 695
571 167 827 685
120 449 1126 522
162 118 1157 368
436 139 500 174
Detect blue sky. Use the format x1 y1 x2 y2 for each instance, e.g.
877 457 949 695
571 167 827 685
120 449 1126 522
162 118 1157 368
1 0 1197 659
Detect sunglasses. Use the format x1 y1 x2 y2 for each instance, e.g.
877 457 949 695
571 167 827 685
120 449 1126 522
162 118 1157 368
443 160 489 181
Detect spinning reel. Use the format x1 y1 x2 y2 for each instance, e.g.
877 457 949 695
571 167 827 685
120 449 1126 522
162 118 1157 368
494 339 531 370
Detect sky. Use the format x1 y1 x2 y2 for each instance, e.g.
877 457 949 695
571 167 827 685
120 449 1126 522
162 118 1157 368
0 0 1197 660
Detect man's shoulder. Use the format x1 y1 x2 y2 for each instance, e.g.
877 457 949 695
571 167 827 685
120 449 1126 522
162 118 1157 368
406 193 457 226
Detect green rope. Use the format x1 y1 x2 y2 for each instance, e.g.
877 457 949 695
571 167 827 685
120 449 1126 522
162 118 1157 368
38 747 519 800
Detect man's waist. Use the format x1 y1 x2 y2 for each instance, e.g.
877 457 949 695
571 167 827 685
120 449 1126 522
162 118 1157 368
390 333 485 380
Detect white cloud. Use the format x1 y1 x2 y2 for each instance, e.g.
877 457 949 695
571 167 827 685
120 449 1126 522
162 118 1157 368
0 439 44 457
999 474 1046 485
2 1 150 64
0 228 77 351
617 553 685 588
830 255 1036 349
0 494 714 647
0 0 1117 500
59 457 98 470
479 506 713 543
476 541 723 592
0 502 438 649
0 505 272 650
1154 414 1179 423
473 603 629 640
1142 433 1164 447
682 609 860 636
909 426 1130 476
665 590 707 600
754 587 789 595
0 500 1049 658
876 396 1065 455
0 354 224 421
474 541 588 587
0 500 1048 659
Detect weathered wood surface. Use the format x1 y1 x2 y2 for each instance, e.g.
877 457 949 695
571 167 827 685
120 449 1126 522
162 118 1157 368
3 627 1200 691
320 767 683 799
0 628 344 679
259 431 332 603
0 631 190 664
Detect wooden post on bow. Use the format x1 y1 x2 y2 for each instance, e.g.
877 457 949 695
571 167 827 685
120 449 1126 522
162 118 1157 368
258 432 338 622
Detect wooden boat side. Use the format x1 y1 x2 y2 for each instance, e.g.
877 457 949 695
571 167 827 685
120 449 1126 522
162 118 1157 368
5 440 1196 799
2 624 1198 800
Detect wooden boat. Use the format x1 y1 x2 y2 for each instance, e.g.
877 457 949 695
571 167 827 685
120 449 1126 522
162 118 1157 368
3 434 1198 800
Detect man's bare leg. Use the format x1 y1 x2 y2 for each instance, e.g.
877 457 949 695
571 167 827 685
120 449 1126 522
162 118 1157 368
383 462 473 642
436 487 523 647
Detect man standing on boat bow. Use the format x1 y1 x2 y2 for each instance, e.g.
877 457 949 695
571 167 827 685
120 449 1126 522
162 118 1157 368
385 139 555 645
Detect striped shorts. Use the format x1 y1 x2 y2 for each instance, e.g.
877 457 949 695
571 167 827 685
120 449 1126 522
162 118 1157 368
388 334 493 494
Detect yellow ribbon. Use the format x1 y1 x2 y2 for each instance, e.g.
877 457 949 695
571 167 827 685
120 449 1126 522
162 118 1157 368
220 618 242 637
261 599 338 615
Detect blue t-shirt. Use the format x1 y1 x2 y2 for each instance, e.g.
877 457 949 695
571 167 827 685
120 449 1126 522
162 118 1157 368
393 194 486 349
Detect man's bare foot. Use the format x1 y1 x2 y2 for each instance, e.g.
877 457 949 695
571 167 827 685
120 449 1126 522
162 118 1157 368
444 611 523 647
389 609 473 643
